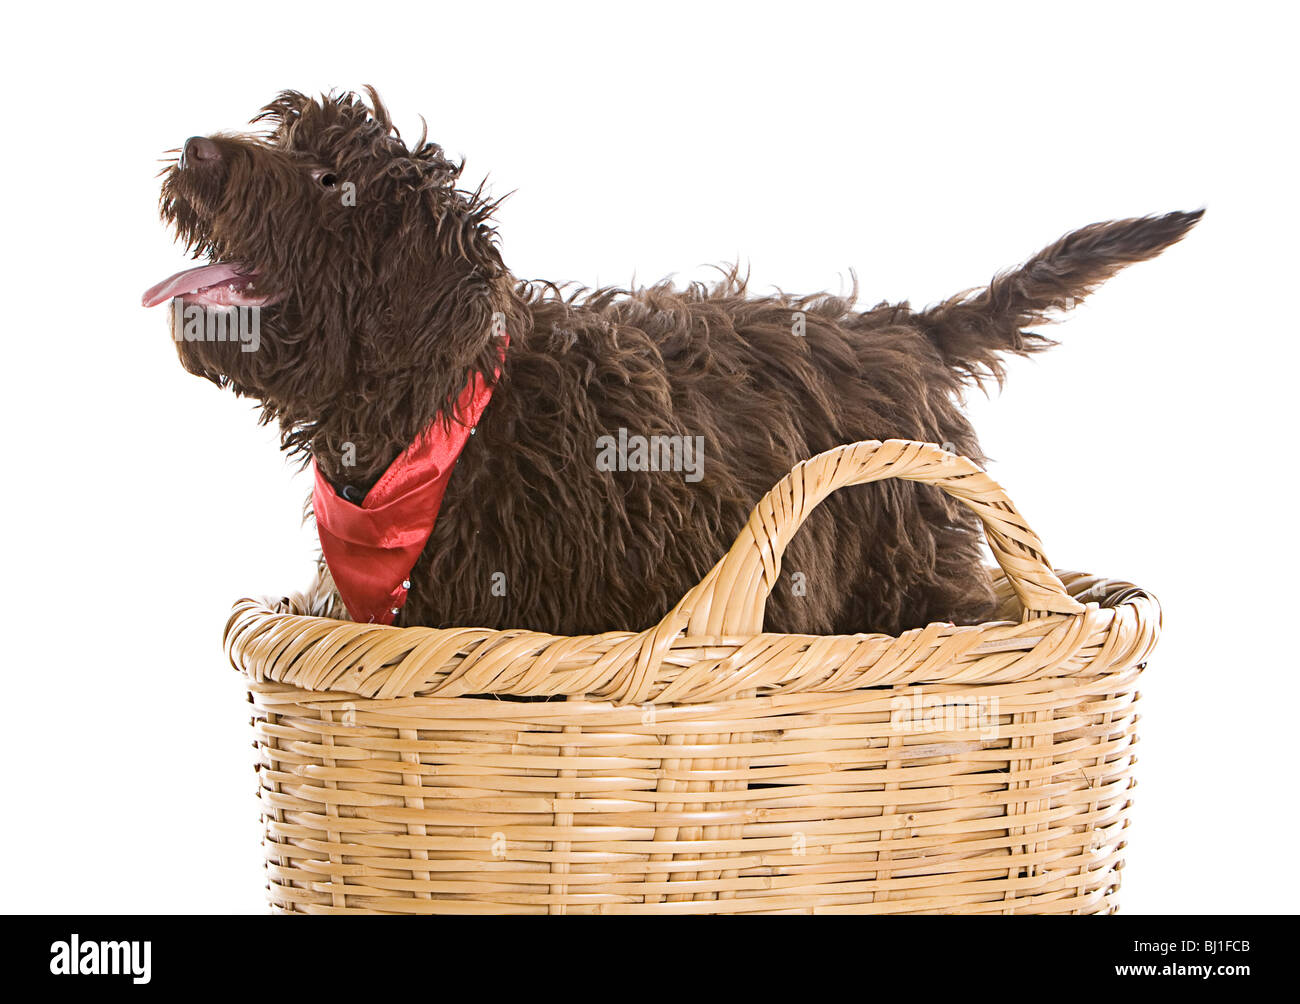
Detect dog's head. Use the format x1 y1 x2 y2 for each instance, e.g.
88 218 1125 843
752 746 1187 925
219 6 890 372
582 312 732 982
146 87 512 463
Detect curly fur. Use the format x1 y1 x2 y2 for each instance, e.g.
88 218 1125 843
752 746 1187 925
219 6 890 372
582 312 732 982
154 87 1201 636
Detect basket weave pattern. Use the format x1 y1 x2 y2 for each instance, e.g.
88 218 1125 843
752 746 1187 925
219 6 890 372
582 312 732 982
226 440 1160 914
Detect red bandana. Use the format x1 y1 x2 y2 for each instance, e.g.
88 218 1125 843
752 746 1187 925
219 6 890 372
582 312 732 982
312 339 506 625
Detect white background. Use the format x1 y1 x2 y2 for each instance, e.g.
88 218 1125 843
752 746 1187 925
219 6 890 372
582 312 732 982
2 1 1295 914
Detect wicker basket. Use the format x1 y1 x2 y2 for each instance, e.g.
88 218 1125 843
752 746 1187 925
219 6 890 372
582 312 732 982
225 439 1160 914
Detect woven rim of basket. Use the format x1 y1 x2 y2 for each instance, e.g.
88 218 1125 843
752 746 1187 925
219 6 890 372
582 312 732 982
224 439 1162 704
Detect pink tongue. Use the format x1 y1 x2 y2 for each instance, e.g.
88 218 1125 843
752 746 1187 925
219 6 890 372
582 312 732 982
142 262 253 308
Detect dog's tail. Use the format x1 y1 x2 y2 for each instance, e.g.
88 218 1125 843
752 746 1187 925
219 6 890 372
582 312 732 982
916 209 1203 383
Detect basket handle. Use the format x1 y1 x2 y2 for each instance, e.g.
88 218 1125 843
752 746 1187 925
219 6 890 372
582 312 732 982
659 439 1083 639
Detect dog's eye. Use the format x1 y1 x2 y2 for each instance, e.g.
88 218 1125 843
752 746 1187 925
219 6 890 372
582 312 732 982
311 168 339 190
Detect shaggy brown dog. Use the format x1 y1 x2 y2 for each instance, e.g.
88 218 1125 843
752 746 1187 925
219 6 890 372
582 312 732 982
146 87 1199 636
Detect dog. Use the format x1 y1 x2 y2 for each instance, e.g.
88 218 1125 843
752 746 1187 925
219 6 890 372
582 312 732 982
145 87 1200 637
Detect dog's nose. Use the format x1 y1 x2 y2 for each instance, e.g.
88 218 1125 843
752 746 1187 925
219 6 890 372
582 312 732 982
181 136 222 168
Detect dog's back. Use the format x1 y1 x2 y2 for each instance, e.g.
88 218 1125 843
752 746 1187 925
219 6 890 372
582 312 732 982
409 211 1200 636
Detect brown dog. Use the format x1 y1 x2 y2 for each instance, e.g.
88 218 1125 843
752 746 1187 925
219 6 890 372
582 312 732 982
146 87 1199 636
